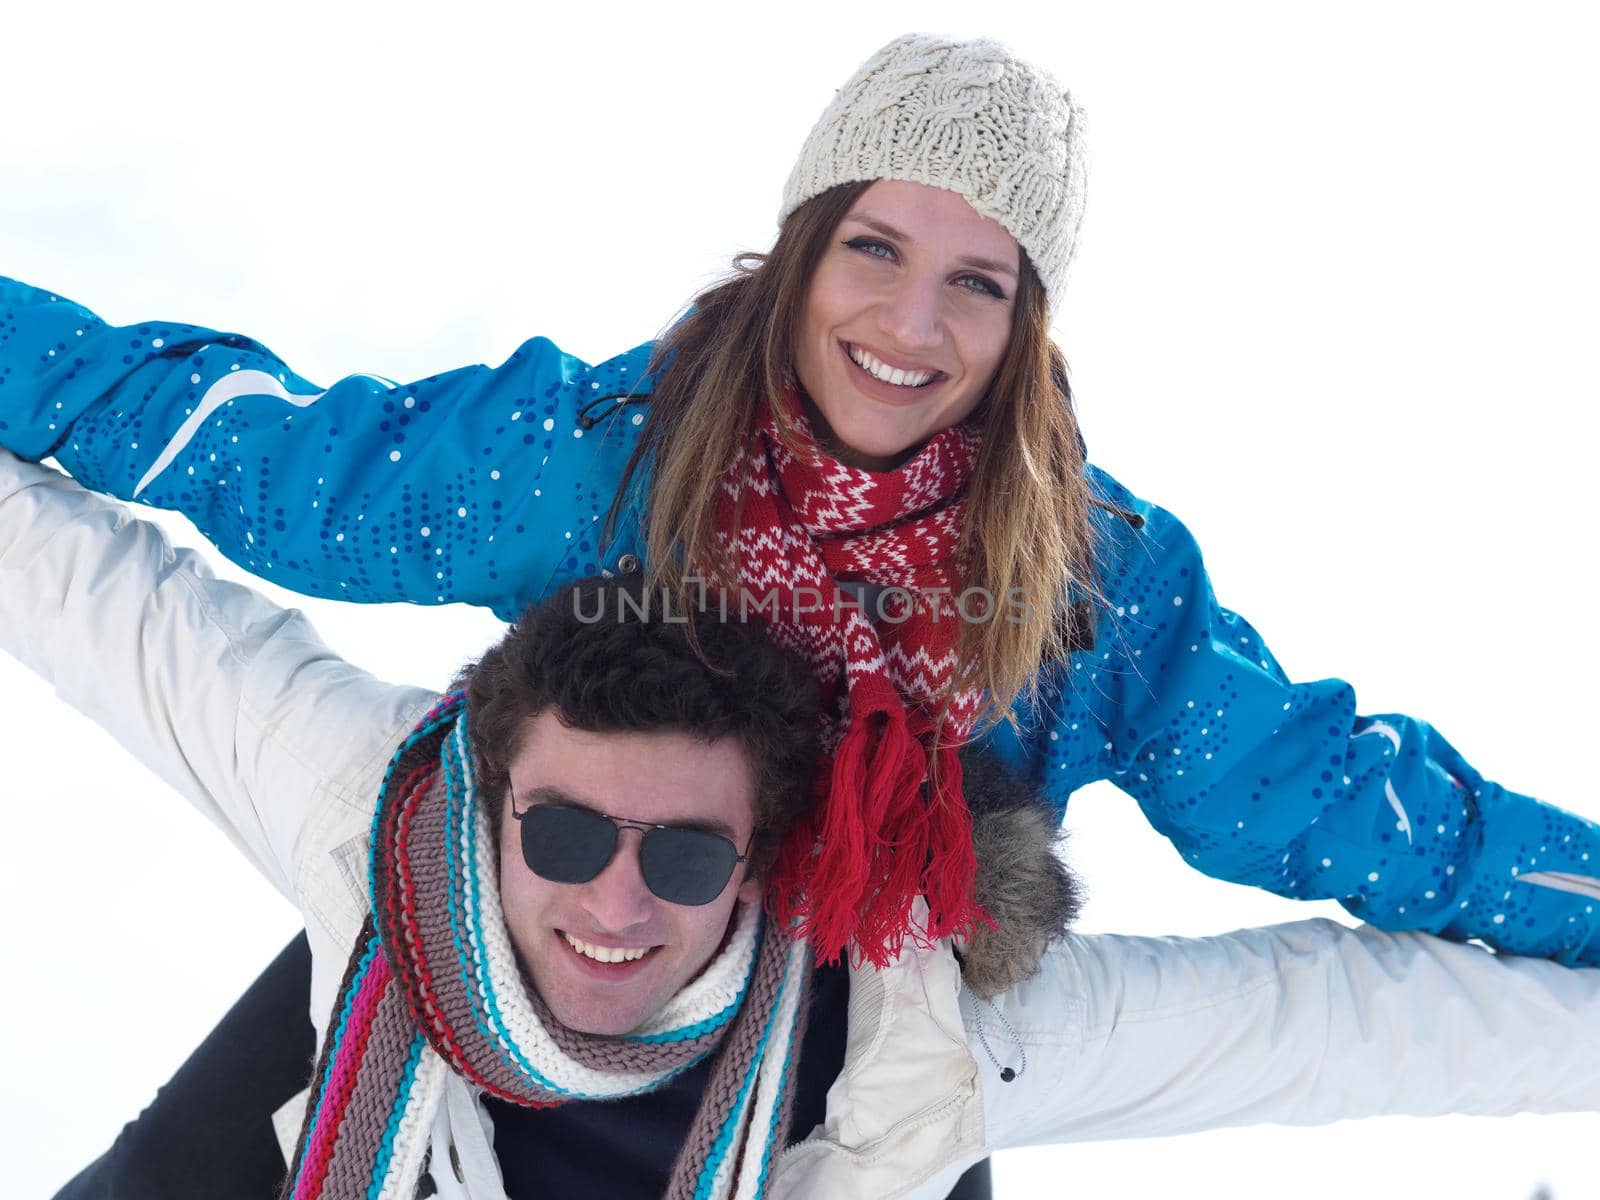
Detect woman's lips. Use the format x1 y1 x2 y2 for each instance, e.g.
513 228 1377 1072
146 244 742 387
839 341 945 406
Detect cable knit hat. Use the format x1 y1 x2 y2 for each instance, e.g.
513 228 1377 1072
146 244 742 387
780 33 1090 311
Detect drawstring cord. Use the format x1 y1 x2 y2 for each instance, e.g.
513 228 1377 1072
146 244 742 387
968 993 1027 1083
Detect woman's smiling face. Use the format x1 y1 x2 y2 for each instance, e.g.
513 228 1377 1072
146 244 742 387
793 179 1021 471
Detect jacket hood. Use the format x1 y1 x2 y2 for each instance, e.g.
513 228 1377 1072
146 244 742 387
959 749 1085 998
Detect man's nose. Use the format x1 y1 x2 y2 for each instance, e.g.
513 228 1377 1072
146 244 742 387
579 829 656 930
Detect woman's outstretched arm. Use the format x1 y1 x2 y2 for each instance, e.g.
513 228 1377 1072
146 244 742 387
993 464 1600 966
0 276 654 620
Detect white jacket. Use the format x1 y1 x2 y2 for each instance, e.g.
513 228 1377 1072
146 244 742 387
3 450 1598 1200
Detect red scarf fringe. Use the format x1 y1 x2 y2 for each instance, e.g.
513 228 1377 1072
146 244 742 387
717 389 992 966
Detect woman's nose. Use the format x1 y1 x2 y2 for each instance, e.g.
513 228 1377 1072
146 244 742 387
876 274 944 352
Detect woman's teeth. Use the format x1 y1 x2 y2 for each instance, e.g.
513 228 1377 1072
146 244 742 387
564 933 651 963
848 344 937 388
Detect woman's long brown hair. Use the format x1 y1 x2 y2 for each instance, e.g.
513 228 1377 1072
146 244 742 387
607 181 1095 731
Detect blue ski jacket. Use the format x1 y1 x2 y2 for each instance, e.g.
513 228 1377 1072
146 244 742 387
3 275 1596 964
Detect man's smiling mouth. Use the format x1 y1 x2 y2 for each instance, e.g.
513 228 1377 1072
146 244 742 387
562 932 656 964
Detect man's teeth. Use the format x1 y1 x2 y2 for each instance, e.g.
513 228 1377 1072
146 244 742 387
848 344 937 388
564 933 650 964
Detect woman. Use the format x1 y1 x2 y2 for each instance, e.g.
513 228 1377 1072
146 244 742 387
3 32 1596 1196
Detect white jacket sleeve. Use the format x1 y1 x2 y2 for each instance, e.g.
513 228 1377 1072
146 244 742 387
0 450 435 900
987 916 1600 1147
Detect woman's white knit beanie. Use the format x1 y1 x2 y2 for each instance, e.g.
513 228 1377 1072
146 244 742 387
780 33 1089 312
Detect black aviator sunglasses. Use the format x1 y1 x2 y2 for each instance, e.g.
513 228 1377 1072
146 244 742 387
510 788 752 907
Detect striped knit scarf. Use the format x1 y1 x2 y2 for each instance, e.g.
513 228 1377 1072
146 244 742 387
712 385 988 968
281 692 814 1200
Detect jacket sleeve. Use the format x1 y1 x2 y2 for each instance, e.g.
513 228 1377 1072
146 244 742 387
0 276 655 621
1069 465 1600 965
0 449 434 900
985 917 1600 1148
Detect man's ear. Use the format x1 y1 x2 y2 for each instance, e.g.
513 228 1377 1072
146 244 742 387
736 873 763 906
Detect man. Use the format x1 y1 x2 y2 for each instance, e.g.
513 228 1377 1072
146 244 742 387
4 448 1600 1200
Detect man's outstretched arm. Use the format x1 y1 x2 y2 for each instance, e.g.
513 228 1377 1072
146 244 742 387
769 913 1600 1199
0 449 434 897
992 916 1600 1148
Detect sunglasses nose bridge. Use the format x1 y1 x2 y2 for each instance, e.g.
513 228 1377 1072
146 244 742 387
577 822 658 925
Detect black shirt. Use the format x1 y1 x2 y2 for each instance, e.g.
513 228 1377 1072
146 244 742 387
485 961 852 1197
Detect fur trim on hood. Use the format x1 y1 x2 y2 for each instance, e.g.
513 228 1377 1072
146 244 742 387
958 749 1085 998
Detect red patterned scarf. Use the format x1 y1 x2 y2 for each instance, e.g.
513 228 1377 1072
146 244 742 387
711 385 988 967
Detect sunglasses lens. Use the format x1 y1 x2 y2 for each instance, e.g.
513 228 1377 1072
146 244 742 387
640 826 740 906
520 805 617 884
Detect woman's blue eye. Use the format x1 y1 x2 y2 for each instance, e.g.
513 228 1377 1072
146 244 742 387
958 275 1006 300
844 236 894 260
842 237 1006 300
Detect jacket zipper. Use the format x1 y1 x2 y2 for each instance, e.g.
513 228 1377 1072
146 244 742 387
576 391 652 430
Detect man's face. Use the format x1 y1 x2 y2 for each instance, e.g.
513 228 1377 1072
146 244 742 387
497 710 763 1036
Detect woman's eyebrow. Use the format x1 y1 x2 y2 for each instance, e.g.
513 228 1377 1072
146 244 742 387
842 212 1019 278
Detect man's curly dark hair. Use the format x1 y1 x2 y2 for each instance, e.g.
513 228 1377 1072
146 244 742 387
458 574 821 877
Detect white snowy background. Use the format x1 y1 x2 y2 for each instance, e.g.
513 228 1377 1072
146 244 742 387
2 1 1597 1196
